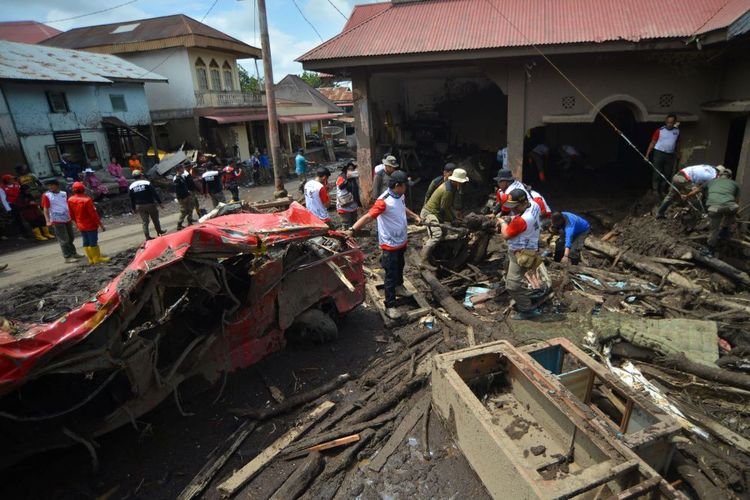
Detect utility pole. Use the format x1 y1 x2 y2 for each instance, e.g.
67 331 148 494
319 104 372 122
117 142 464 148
257 0 287 197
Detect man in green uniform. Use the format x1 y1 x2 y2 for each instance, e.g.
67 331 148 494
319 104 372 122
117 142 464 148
703 167 740 257
419 168 469 269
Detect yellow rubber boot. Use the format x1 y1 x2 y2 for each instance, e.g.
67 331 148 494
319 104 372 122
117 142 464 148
32 227 47 241
42 226 55 239
93 246 110 263
83 246 96 264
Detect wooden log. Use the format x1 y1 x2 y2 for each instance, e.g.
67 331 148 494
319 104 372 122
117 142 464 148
362 335 435 386
661 353 750 392
318 388 375 432
676 246 750 288
177 421 257 500
229 373 350 420
420 270 486 328
584 237 701 292
670 398 750 455
268 452 324 500
250 197 293 210
351 375 426 424
368 393 431 472
673 452 725 500
380 337 442 386
216 401 334 497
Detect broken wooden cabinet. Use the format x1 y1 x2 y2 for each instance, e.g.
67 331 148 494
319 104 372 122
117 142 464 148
431 341 679 499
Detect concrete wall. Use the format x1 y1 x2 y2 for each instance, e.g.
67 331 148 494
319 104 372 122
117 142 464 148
18 130 110 177
187 47 243 92
123 48 194 114
96 83 152 125
0 87 24 174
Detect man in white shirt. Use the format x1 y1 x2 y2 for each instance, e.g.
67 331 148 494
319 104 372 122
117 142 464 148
646 114 680 195
656 164 723 218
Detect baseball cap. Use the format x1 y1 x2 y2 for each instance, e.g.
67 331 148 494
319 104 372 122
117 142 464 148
72 181 86 193
494 169 514 182
443 162 456 172
503 188 528 208
316 166 331 177
388 170 408 187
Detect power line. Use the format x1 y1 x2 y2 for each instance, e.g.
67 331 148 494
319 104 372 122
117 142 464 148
482 0 688 201
326 0 349 21
291 0 324 41
45 0 140 24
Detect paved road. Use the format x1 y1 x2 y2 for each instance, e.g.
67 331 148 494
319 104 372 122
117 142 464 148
0 180 300 288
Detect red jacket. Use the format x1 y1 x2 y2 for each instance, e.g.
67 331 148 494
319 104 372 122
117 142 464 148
2 183 20 204
68 194 101 232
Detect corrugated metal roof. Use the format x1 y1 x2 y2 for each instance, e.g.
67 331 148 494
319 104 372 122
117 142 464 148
341 2 391 31
317 86 353 102
42 14 260 57
299 0 750 62
0 40 167 83
0 21 61 44
274 75 342 113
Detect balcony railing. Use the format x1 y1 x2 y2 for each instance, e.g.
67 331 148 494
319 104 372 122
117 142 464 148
195 90 264 108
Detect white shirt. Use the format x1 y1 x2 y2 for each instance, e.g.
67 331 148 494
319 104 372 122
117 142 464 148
508 202 541 252
374 164 385 175
497 148 508 169
304 179 330 221
654 126 680 154
681 165 717 185
44 191 71 224
532 144 549 155
0 188 9 212
374 190 408 250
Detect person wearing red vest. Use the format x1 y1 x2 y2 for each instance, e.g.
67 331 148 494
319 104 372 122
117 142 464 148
68 182 109 264
349 171 421 320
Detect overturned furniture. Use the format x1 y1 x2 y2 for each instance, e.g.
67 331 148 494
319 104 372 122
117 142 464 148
0 203 365 468
431 341 680 499
521 338 680 473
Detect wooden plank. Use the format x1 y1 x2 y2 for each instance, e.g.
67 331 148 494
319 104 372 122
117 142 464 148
177 421 257 500
303 434 360 453
216 401 334 497
403 277 430 310
672 400 750 455
368 393 431 472
466 326 476 346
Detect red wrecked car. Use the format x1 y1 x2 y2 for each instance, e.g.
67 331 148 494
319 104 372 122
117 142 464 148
0 202 365 467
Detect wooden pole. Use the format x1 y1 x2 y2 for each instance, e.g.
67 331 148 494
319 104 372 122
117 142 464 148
257 0 287 198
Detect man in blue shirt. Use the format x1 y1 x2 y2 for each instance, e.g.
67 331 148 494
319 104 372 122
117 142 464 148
295 148 315 184
550 211 590 265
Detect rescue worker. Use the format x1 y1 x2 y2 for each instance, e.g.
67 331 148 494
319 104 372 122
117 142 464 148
419 168 469 270
646 114 680 194
498 189 544 320
295 149 315 184
424 163 456 204
222 165 242 202
336 162 361 228
129 170 165 240
174 164 195 229
496 147 508 169
68 181 109 264
16 184 52 241
492 169 530 215
190 166 204 219
304 167 333 227
371 155 399 200
656 164 722 218
202 165 226 207
550 211 590 265
1 174 29 237
703 167 740 257
60 154 81 181
350 171 422 320
527 143 549 182
41 178 83 263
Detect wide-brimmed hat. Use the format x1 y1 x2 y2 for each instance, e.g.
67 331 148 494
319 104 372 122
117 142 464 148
503 188 528 208
383 155 398 168
493 169 514 182
448 168 469 183
83 168 94 174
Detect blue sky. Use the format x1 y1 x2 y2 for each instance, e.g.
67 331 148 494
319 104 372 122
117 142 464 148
2 0 380 80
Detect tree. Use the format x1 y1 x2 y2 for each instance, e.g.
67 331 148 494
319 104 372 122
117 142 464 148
300 71 322 89
239 65 264 93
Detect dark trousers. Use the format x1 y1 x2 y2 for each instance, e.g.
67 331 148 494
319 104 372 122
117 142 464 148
228 186 240 202
136 203 162 238
52 222 76 258
652 150 676 194
381 247 405 308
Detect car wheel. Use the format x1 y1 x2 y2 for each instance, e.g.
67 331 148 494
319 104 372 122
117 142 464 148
287 308 338 344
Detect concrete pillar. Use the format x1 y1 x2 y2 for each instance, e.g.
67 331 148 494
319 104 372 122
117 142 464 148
506 65 527 179
352 71 375 206
735 114 750 204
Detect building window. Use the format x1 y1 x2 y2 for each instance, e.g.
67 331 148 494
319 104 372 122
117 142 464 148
84 142 101 167
110 94 127 112
659 93 674 108
195 58 209 91
46 145 61 168
222 61 234 91
561 96 576 109
209 60 222 91
46 91 69 113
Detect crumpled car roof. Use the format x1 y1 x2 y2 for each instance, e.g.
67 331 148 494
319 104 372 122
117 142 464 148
0 203 330 395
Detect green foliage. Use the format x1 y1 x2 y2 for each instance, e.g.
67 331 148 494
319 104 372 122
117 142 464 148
239 65 264 92
299 71 322 88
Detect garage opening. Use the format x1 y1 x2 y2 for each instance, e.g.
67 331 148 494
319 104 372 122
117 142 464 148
529 101 657 205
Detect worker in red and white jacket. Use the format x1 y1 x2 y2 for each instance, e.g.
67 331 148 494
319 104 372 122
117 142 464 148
350 171 421 320
492 169 529 215
303 167 333 227
656 164 725 218
646 114 680 194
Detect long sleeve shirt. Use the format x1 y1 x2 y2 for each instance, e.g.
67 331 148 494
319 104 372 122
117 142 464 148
68 194 101 231
561 212 590 248
371 170 392 200
422 181 456 223
129 180 161 210
174 174 191 199
0 188 10 212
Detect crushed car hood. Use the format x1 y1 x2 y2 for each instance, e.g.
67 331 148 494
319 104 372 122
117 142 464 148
0 202 331 395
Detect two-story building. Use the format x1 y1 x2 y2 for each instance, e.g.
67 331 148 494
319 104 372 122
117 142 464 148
0 40 166 177
43 14 263 159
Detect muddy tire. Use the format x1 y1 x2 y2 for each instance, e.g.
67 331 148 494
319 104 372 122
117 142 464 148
287 308 339 343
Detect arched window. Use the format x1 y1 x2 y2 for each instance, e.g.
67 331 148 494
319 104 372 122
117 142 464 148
195 58 208 90
209 59 222 91
222 61 234 91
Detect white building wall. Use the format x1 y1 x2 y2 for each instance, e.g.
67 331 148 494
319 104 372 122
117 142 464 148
95 83 152 125
122 48 195 114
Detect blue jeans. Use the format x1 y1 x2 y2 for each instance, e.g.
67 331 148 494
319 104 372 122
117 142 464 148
81 230 98 247
381 247 405 308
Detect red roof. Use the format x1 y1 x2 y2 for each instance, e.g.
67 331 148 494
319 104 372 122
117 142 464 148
318 86 354 103
0 21 61 44
299 0 750 62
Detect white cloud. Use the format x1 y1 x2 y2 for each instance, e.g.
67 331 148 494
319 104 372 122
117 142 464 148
43 4 151 32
